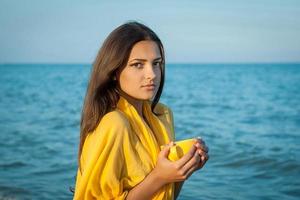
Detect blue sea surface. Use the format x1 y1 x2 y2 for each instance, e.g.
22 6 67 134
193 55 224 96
0 63 299 200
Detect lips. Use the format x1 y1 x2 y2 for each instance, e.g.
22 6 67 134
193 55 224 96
143 84 155 87
142 84 155 90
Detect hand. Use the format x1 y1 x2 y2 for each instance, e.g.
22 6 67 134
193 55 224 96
152 141 201 185
193 137 209 170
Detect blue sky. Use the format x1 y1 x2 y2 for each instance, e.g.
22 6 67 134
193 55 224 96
1 0 300 63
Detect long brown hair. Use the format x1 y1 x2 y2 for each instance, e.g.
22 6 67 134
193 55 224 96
78 21 166 171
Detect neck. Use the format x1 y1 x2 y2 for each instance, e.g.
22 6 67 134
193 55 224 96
119 91 144 118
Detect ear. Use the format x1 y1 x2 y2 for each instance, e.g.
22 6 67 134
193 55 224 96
112 71 118 81
114 69 121 81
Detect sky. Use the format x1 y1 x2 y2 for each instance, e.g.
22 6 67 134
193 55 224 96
0 0 300 63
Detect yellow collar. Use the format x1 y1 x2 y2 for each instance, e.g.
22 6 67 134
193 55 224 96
117 96 171 163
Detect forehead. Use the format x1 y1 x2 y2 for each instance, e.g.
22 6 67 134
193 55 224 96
128 40 161 60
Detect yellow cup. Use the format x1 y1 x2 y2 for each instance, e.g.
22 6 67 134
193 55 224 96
161 138 196 161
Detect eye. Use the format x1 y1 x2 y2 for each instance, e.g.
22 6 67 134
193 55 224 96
153 61 162 68
130 62 143 69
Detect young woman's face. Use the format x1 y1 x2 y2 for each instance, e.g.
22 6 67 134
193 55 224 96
117 40 162 100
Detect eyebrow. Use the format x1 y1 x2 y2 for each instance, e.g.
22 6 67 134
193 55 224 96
129 57 162 62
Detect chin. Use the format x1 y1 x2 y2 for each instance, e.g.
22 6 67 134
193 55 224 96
139 94 155 101
128 91 156 101
140 96 153 101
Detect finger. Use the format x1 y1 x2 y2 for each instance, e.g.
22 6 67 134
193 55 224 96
160 147 170 158
197 154 209 170
196 150 208 165
181 151 201 175
196 161 204 170
197 149 208 158
184 155 201 179
203 154 209 162
169 141 175 146
159 143 171 158
159 141 176 158
195 137 205 145
175 144 197 168
195 143 209 153
194 142 209 153
196 138 207 147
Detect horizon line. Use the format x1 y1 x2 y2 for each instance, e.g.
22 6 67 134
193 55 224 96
1 61 300 65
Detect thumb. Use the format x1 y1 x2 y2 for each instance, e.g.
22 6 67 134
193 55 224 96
160 141 174 158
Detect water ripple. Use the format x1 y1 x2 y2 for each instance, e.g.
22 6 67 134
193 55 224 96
1 64 300 200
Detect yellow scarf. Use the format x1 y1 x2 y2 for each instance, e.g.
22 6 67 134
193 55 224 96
74 96 174 199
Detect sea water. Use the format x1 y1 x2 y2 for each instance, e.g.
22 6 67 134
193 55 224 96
0 63 299 200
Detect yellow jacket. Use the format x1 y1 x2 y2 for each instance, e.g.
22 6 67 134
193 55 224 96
74 96 175 199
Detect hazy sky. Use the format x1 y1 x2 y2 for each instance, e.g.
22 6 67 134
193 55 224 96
1 0 300 63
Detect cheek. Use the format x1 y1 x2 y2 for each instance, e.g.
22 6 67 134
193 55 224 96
155 68 162 82
118 71 128 90
119 71 141 90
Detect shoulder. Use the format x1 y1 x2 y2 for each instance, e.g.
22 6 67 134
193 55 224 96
154 102 173 116
80 111 131 172
82 110 133 156
100 110 129 124
99 110 131 129
153 102 174 126
154 102 175 140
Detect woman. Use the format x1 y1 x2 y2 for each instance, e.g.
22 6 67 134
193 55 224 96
73 21 209 200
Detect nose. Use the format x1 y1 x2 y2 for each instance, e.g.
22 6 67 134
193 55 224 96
145 64 157 80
